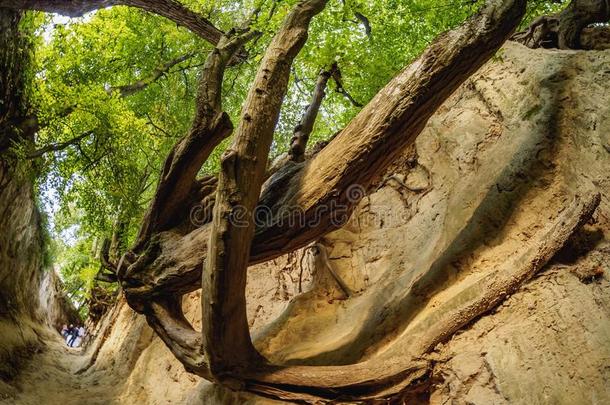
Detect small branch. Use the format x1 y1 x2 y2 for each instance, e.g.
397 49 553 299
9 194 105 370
108 53 196 97
37 54 196 138
144 114 173 138
354 12 371 36
289 62 337 162
26 130 92 159
331 65 363 107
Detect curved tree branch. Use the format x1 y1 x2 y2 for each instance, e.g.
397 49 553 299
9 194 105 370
26 130 92 159
0 0 225 46
131 30 259 250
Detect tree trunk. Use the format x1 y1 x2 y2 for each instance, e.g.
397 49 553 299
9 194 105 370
0 9 29 153
0 0 224 46
202 0 329 377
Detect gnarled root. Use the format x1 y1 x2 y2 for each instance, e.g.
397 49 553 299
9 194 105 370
513 0 609 49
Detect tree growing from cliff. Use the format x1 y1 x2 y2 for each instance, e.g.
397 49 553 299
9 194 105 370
1 0 604 401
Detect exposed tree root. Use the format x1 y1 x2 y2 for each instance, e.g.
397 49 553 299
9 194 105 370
314 243 353 298
140 191 599 402
237 192 600 402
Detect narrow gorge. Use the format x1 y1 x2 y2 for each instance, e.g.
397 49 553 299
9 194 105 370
1 1 609 404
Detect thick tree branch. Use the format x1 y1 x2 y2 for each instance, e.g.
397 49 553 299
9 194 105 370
99 237 118 273
0 0 225 46
146 296 210 377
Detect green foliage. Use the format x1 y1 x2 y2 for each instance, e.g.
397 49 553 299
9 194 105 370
25 0 569 312
55 235 104 318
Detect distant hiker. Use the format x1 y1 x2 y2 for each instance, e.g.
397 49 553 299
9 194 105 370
65 324 74 346
72 325 86 348
68 325 79 347
60 324 68 338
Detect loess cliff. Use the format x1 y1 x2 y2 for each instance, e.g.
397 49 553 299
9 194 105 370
1 40 610 404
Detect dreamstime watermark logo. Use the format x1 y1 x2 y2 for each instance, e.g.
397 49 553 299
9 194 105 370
188 183 408 229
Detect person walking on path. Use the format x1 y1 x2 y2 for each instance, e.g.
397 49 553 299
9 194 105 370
68 325 79 347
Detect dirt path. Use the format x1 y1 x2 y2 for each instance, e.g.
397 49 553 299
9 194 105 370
1 333 122 405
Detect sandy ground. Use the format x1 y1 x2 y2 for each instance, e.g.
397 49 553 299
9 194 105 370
1 333 121 405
